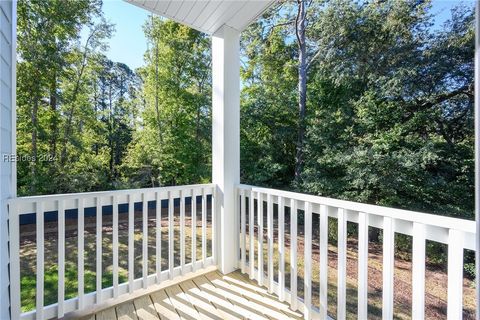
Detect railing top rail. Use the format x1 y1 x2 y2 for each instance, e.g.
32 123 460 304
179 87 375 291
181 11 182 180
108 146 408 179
8 183 215 205
238 184 475 234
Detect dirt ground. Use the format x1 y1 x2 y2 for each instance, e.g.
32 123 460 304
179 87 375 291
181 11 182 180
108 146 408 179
18 207 476 318
244 212 476 320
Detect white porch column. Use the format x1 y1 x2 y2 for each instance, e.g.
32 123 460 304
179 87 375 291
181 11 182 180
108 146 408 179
475 1 480 319
0 1 15 319
212 25 240 274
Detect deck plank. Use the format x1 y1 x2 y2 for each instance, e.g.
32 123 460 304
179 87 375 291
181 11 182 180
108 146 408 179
116 302 138 320
225 272 303 319
134 295 161 320
91 270 304 320
192 275 247 319
96 307 117 320
150 290 181 320
204 272 270 320
164 284 202 320
212 271 292 320
178 280 225 320
227 271 277 299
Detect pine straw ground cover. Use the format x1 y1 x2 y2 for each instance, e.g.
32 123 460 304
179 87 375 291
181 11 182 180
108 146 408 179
244 215 476 320
18 211 475 318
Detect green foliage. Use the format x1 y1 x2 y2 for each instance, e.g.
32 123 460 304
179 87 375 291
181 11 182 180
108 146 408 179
16 0 122 195
240 0 474 273
19 1 474 221
240 18 298 188
17 3 212 195
303 1 473 219
242 0 474 220
464 262 476 280
121 18 212 187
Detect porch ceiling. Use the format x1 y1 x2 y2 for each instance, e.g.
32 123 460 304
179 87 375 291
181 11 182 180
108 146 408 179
124 0 276 34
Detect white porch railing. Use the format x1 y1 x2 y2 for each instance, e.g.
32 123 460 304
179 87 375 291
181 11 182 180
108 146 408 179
236 184 476 320
8 184 216 320
7 183 476 319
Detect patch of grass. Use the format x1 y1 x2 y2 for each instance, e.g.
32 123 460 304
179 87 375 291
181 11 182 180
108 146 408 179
21 263 128 312
19 219 210 312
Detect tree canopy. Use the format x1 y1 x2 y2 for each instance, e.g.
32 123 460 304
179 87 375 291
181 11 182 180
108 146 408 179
16 0 474 221
240 0 474 219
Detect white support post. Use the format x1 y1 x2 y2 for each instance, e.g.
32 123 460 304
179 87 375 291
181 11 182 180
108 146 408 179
212 24 240 274
474 1 480 319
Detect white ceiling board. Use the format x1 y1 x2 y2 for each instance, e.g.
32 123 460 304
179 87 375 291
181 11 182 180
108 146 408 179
124 0 276 35
201 1 246 33
175 1 197 21
184 1 210 24
229 0 270 31
192 1 223 29
164 0 184 17
152 0 171 13
143 0 160 10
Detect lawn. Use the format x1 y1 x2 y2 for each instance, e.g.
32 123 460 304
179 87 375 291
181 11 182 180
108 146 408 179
19 207 213 312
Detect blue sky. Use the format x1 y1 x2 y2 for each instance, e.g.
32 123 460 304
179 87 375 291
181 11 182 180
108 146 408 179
430 0 474 29
101 0 149 70
100 0 474 71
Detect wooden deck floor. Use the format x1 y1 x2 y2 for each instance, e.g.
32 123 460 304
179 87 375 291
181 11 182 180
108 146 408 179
83 271 303 320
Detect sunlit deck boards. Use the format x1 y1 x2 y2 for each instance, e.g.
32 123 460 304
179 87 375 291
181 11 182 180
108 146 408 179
84 271 303 320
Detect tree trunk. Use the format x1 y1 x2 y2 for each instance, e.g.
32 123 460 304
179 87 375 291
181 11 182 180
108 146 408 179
294 0 307 185
49 74 58 159
154 38 162 145
31 96 38 194
60 31 95 165
109 82 114 178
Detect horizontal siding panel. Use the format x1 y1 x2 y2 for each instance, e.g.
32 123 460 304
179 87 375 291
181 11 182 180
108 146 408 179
0 33 11 64
0 3 12 320
0 159 11 180
0 11 11 44
1 60 11 89
0 175 12 196
0 127 12 153
1 104 11 131
0 1 11 24
1 80 12 110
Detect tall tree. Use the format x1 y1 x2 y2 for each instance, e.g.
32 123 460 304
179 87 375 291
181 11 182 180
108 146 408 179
241 0 474 219
294 0 307 183
121 18 212 187
16 0 105 194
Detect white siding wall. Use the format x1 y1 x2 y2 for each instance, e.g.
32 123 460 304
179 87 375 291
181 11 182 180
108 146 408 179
0 0 14 319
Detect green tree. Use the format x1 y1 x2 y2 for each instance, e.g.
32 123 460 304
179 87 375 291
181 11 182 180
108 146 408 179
122 17 211 187
240 15 298 188
241 0 474 220
302 0 474 218
16 0 108 195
